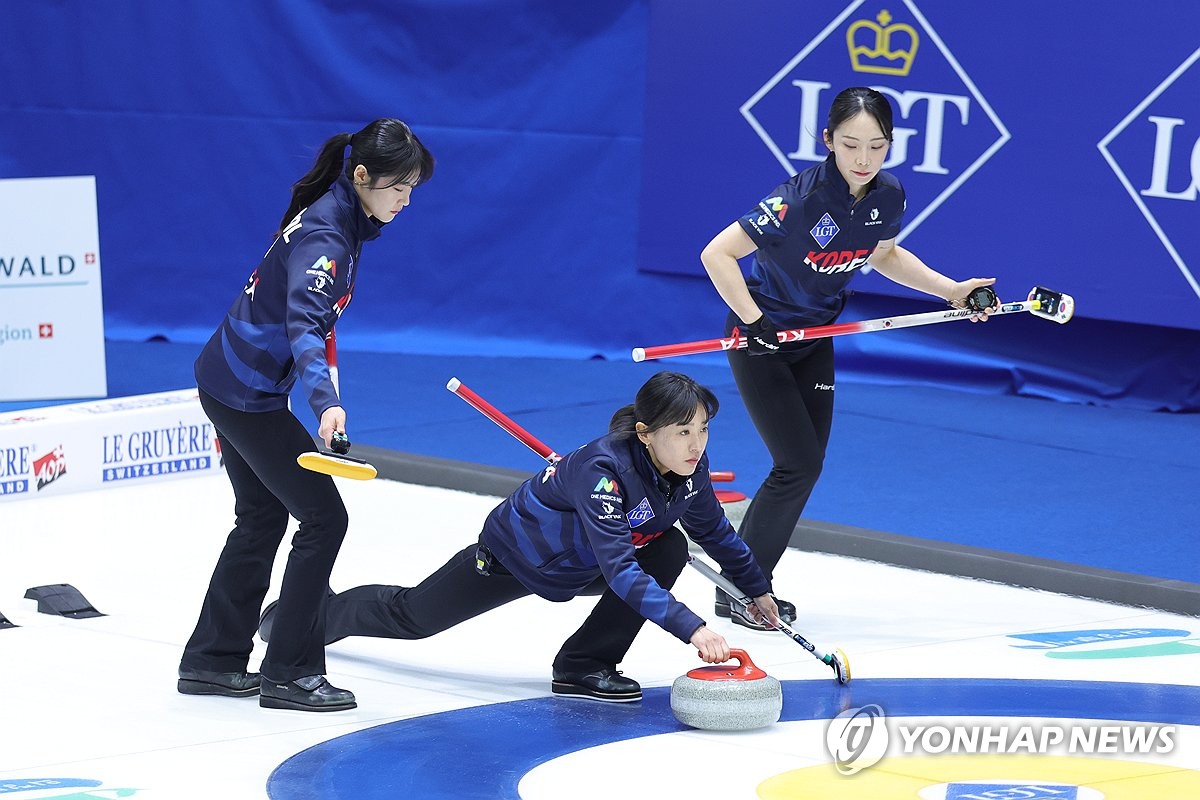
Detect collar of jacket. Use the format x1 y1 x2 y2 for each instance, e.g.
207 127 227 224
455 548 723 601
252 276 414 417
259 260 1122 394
330 174 385 242
627 436 689 496
818 151 880 203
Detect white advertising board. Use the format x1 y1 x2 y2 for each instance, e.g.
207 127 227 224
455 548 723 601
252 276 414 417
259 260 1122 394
0 175 107 400
0 389 222 503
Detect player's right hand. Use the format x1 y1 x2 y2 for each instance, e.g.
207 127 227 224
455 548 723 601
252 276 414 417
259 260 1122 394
690 625 731 663
318 405 347 449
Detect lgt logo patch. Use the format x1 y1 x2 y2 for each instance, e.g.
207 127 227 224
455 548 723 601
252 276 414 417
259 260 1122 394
810 212 840 247
626 497 655 525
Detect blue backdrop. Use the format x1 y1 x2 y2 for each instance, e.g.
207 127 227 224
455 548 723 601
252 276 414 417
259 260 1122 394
638 0 1200 332
1 1 1198 411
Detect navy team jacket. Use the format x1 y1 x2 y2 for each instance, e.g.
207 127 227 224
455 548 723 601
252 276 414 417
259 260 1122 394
480 432 771 643
194 175 382 420
739 153 906 331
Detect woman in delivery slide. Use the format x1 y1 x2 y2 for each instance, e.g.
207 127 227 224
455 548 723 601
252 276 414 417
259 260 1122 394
259 371 782 703
177 119 434 712
700 86 998 629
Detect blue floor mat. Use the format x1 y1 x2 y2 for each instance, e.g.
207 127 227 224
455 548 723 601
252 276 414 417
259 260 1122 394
5 339 1198 585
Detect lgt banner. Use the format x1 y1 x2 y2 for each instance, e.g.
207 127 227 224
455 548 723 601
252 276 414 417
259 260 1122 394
637 0 1200 331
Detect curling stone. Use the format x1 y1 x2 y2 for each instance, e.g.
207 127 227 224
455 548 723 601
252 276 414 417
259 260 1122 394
670 648 782 731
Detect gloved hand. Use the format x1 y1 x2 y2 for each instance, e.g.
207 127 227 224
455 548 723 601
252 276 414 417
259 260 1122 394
744 315 781 356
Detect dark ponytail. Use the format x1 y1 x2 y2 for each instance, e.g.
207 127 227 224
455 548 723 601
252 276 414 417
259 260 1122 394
609 404 638 438
609 372 720 439
276 118 435 236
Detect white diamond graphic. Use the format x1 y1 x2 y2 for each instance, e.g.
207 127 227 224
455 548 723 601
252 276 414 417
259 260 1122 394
740 0 1010 245
1097 46 1200 303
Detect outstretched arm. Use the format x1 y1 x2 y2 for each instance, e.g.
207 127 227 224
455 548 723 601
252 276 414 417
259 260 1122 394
870 238 998 320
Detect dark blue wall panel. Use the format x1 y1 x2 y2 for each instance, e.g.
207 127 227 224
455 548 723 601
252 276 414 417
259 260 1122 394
2 1 1197 410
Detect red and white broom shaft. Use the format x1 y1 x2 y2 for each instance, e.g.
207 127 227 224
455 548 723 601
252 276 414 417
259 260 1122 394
447 379 733 480
632 299 1039 362
326 329 340 396
445 378 561 463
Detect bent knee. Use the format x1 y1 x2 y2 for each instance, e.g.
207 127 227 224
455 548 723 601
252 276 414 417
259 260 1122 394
767 459 824 486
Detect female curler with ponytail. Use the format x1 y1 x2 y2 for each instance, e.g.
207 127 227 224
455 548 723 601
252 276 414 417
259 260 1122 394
278 118 434 236
180 118 434 713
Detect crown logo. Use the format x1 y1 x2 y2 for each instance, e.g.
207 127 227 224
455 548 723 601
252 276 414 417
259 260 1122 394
847 10 919 76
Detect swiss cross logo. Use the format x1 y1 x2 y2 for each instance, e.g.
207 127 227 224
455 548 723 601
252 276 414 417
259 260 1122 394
740 0 1008 244
84 252 97 264
38 323 53 339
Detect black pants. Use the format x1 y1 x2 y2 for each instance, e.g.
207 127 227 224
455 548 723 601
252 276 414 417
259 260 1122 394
181 389 348 682
325 526 690 675
724 311 835 588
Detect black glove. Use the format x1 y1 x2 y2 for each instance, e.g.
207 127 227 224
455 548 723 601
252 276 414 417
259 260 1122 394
744 315 781 356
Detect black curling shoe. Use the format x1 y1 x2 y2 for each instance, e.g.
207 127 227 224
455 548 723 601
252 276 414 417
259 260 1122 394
715 595 797 631
259 675 357 712
551 667 642 703
177 667 261 697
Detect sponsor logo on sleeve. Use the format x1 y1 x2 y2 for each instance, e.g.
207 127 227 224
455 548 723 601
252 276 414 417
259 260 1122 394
306 256 337 298
593 494 624 522
745 196 790 236
594 476 619 494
